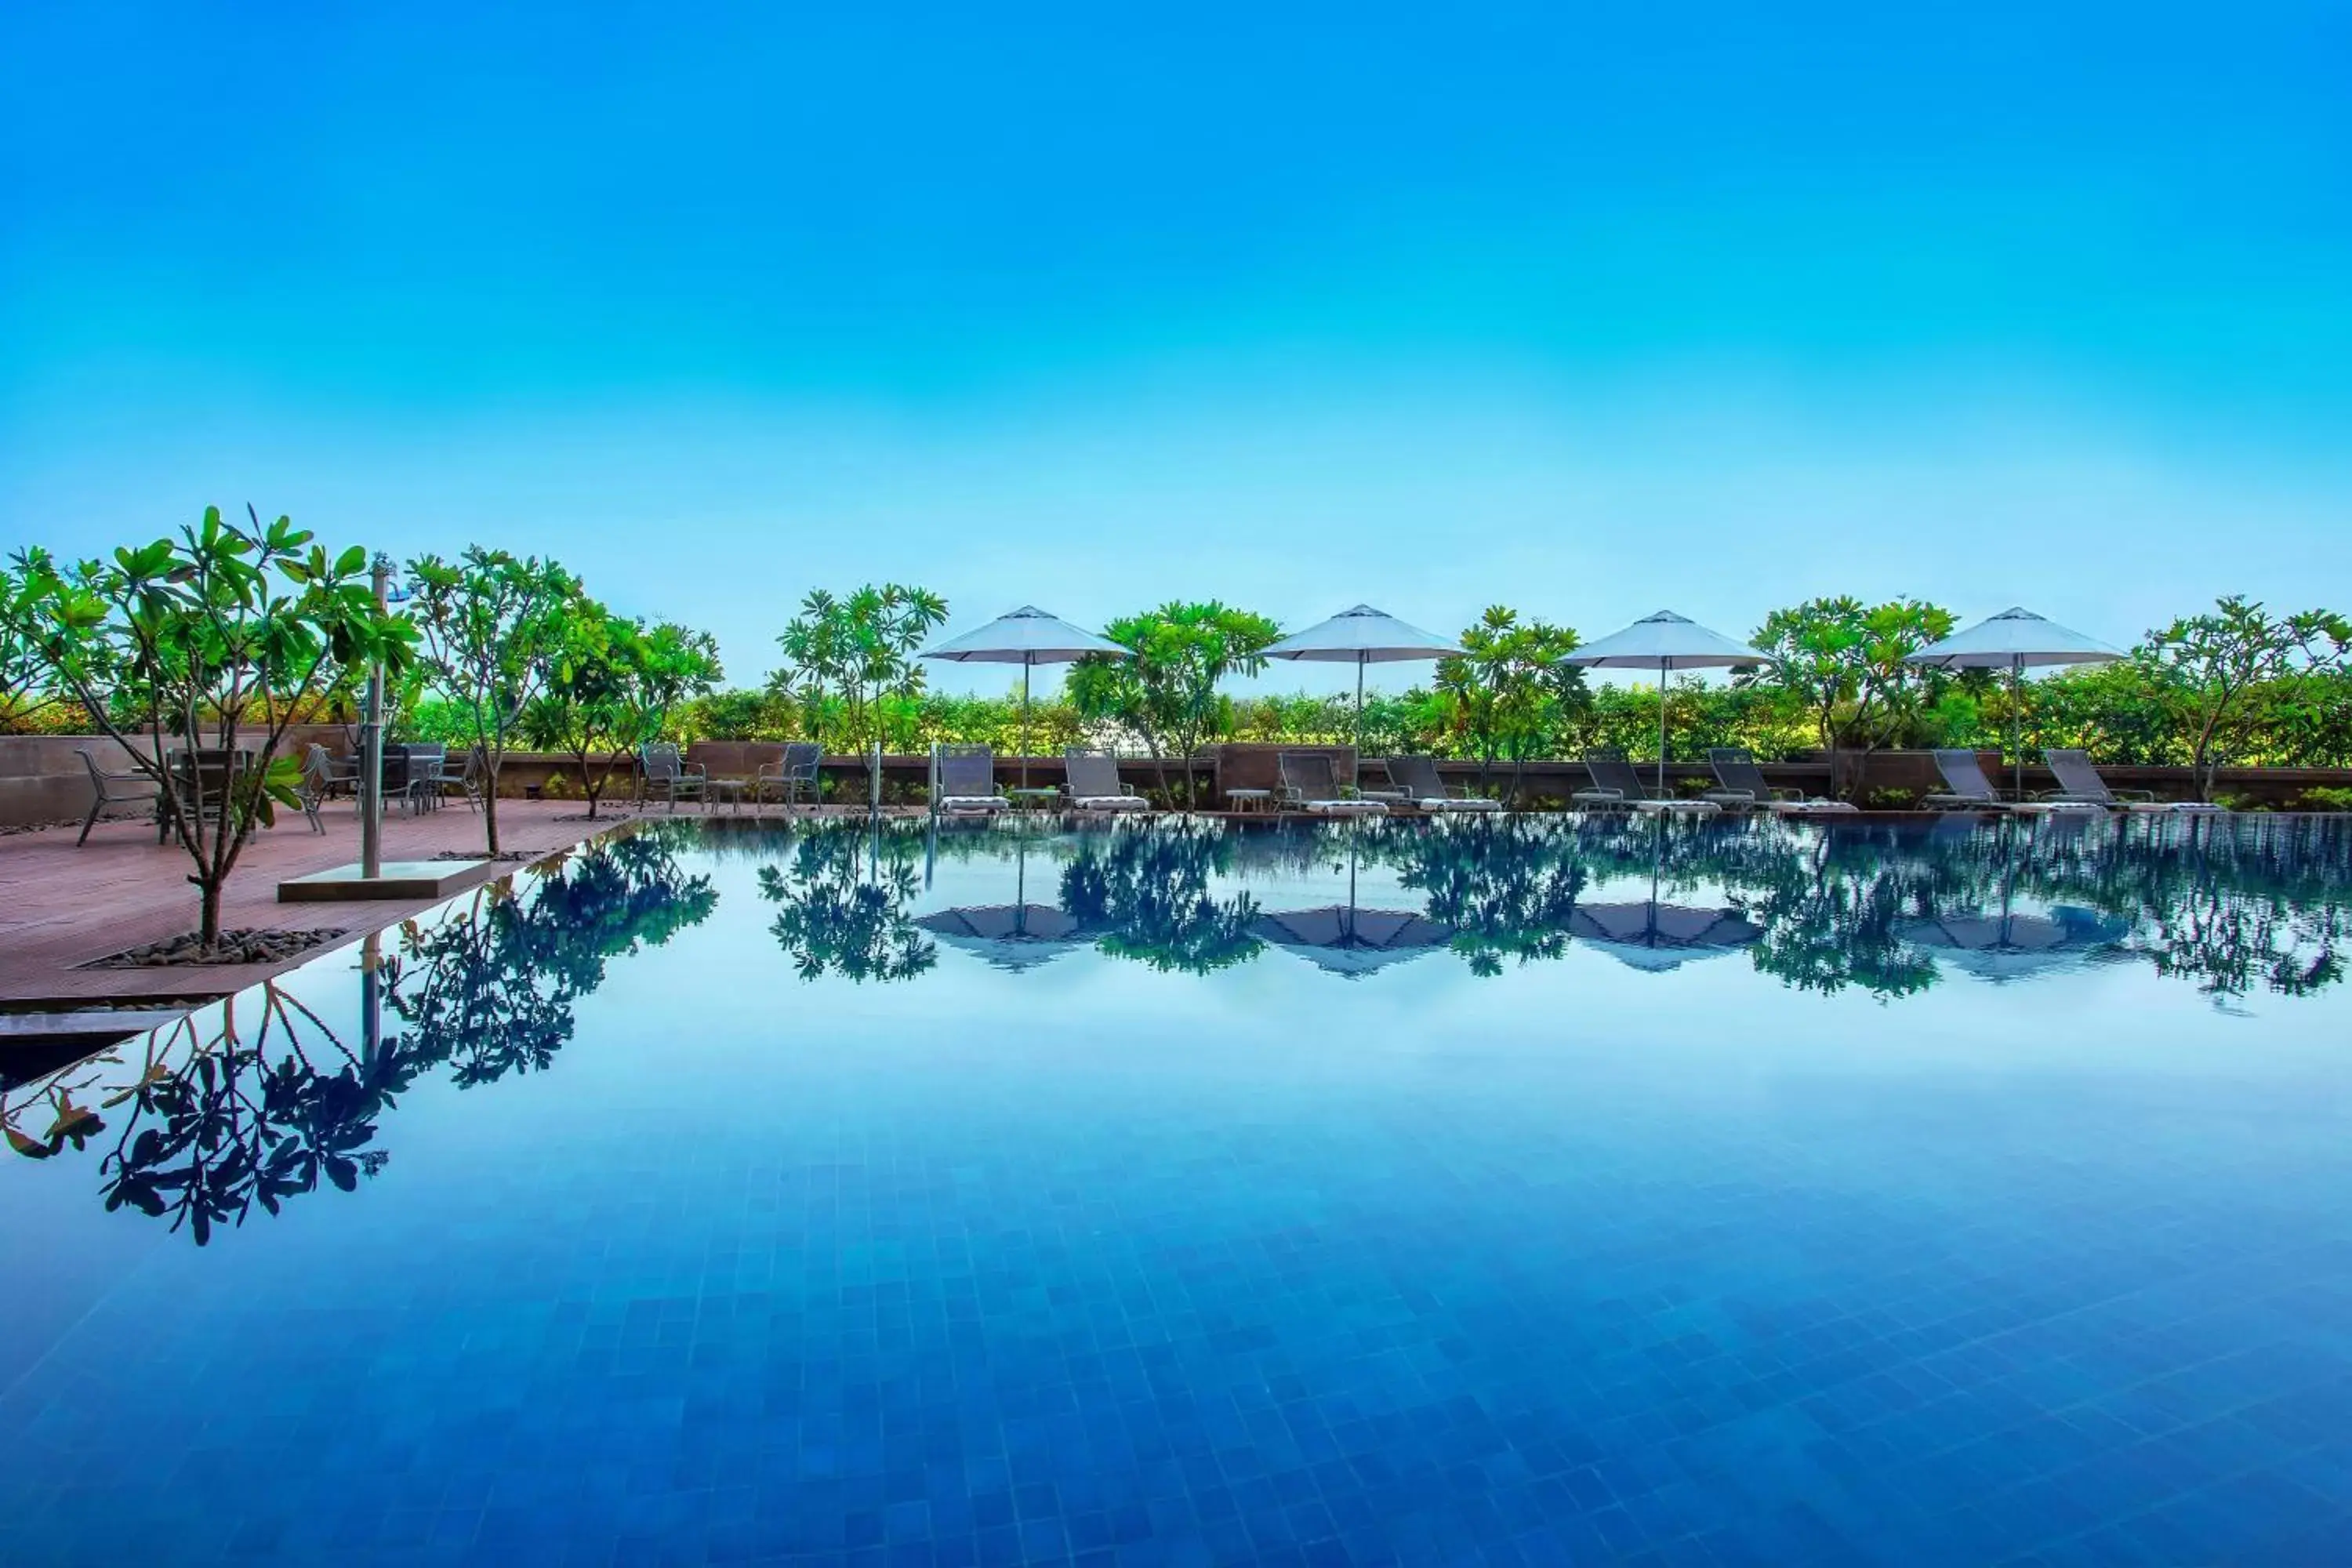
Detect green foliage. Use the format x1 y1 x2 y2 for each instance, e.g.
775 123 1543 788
1067 601 1280 805
2140 595 2352 800
1433 608 1589 802
1746 597 1957 797
522 610 723 815
2 507 411 943
405 546 580 851
775 584 949 795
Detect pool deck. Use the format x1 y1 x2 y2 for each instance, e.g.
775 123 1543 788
0 799 697 1008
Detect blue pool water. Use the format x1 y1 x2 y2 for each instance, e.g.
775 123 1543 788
4 813 2350 1566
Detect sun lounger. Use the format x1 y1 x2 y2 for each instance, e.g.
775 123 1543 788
1577 752 1720 815
1278 753 1388 815
934 745 1011 815
1706 748 1858 815
1381 755 1504 813
2042 749 2227 814
1063 750 1150 811
1926 750 2096 814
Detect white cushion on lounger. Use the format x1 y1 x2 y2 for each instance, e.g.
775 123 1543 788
1302 800 1388 815
1072 795 1149 810
938 796 1011 811
1419 797 1502 811
1632 799 1719 816
1766 799 1859 815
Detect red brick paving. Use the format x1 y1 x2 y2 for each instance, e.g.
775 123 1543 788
0 798 638 1005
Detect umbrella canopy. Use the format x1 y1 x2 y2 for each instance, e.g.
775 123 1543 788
1896 905 2126 983
1561 609 1772 670
1906 607 2122 670
1250 906 1455 977
916 903 1088 971
1264 604 1460 662
1265 605 1462 792
921 604 1126 663
1560 612 1773 793
920 606 1127 789
1905 608 2123 797
1566 901 1762 972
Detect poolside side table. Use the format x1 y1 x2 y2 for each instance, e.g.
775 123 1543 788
1226 789 1274 816
705 778 750 814
1006 786 1062 813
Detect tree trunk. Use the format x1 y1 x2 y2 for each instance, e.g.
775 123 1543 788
483 762 503 853
198 876 223 949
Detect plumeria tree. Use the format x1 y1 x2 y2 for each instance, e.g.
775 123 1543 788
2140 596 2352 801
1 507 412 946
777 584 949 800
1067 601 1280 806
1748 597 1955 799
525 610 723 818
405 547 580 853
1434 608 1587 804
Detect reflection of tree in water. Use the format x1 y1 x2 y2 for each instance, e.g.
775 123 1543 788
390 829 719 1084
2 829 717 1242
1704 820 1963 999
2004 814 2350 1000
1060 821 1261 975
1392 817 1587 977
756 821 936 983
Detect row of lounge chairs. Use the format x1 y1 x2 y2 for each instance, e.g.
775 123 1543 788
670 741 2223 818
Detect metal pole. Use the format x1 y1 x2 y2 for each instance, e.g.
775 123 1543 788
2011 655 2024 801
360 554 390 878
1657 659 1669 797
1020 656 1032 791
1353 654 1366 794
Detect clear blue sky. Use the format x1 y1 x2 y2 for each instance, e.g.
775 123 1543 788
5 2 2347 694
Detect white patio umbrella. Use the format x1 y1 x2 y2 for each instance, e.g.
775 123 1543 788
920 606 1127 789
1904 608 2122 800
1560 611 1773 796
1264 605 1461 791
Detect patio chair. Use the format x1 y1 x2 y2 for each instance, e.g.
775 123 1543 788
1578 751 1719 815
1382 755 1503 813
164 747 248 833
756 742 823 812
1277 752 1388 815
1063 750 1149 811
1706 748 1857 815
294 744 350 833
637 742 708 811
934 745 1011 815
1925 750 2094 815
434 746 483 813
2042 749 2227 814
397 744 447 812
76 747 164 846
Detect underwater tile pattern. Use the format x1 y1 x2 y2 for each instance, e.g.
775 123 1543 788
4 818 2352 1566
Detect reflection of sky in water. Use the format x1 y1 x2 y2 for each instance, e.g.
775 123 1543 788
4 815 2350 1564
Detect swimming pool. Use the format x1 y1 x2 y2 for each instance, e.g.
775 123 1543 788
5 813 2350 1565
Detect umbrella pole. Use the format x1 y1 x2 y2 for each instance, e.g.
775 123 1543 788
1354 654 1366 795
1020 655 1032 793
2010 655 2024 801
1657 659 1669 797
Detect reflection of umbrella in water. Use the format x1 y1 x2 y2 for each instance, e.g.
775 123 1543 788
916 828 1087 970
1251 904 1454 976
1897 906 2125 982
1566 812 1761 971
915 903 1087 971
1566 901 1762 971
1251 822 1454 976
